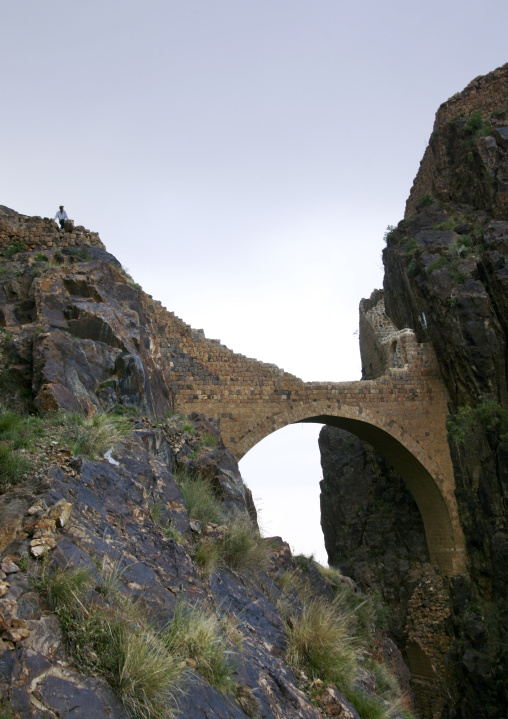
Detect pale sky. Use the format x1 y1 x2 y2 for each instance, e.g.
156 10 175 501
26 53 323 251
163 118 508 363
2 1 507 563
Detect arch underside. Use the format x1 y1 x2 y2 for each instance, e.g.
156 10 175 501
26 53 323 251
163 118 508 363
237 410 464 577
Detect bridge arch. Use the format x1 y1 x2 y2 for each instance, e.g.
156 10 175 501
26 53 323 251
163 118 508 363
236 404 465 577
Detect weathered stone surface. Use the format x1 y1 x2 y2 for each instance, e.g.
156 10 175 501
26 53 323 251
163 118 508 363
0 418 382 719
346 66 508 719
319 426 430 641
3 64 507 719
406 62 508 219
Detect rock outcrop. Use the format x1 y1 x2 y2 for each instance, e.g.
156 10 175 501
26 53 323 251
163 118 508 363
0 209 410 718
319 64 508 719
319 427 430 642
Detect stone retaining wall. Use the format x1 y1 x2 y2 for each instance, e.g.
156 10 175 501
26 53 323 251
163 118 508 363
0 209 105 253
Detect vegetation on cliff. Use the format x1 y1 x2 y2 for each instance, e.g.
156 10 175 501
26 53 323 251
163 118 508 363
0 226 411 719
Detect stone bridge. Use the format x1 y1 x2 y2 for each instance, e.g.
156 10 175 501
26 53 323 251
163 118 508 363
145 291 465 577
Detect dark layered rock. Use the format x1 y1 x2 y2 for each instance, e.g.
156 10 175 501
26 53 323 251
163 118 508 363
0 413 403 719
0 244 172 418
319 426 430 642
383 209 508 407
0 217 410 718
381 125 508 719
319 65 508 719
319 428 452 719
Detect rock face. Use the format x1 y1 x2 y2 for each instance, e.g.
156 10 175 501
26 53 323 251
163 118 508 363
0 210 172 419
319 427 430 642
319 428 453 719
0 210 410 719
319 64 508 719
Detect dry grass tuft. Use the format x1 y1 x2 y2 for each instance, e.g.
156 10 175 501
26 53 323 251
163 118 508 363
58 411 131 458
282 595 361 693
36 564 184 719
220 519 272 572
163 602 236 694
177 469 223 525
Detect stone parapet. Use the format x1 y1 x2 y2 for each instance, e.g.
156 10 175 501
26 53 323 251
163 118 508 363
360 290 418 379
0 208 105 253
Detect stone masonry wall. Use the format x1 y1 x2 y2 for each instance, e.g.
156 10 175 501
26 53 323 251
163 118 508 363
0 207 105 252
139 292 466 576
360 289 416 380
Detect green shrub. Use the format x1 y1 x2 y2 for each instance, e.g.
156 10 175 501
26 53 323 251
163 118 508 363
346 688 390 719
38 565 93 609
277 569 302 592
294 553 315 573
427 256 449 275
491 107 507 119
403 238 418 257
476 399 508 436
0 444 29 488
4 241 25 258
180 423 196 434
280 563 402 718
200 432 218 448
112 626 182 719
365 659 401 701
150 502 184 544
282 595 360 693
111 404 141 417
163 602 236 694
0 409 44 449
59 412 131 458
447 400 508 444
433 219 456 231
220 519 271 572
316 562 343 586
69 247 92 261
464 110 491 138
165 524 184 543
95 556 126 599
333 583 376 647
194 538 222 574
150 501 164 526
383 225 396 244
416 193 434 210
177 470 223 525
37 564 183 718
447 405 476 444
34 252 48 262
0 408 43 489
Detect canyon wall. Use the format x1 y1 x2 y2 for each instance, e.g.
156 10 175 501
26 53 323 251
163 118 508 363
320 63 508 718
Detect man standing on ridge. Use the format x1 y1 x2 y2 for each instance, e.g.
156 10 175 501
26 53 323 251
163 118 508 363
54 205 68 229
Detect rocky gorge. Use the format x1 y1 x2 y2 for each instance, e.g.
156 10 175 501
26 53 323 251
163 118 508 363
0 62 507 719
0 211 415 719
320 63 508 718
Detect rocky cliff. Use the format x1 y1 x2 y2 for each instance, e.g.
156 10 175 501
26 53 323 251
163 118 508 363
0 209 413 719
320 63 508 719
